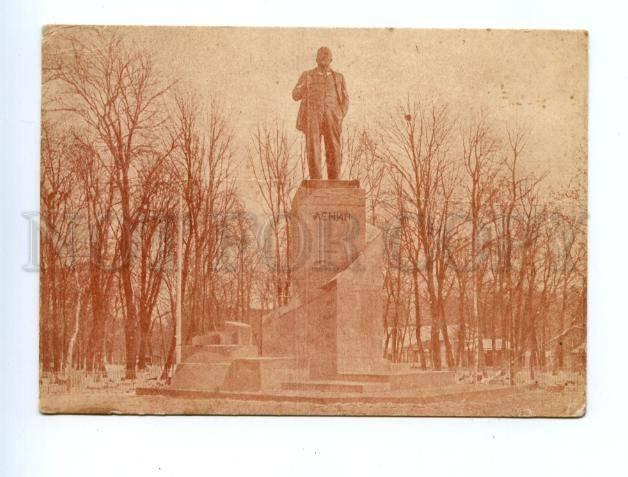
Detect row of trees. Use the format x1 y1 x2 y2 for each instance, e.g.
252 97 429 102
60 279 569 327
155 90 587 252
41 31 269 379
40 29 586 384
373 104 586 381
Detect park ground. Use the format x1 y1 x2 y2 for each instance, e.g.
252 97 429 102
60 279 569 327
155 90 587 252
40 380 585 417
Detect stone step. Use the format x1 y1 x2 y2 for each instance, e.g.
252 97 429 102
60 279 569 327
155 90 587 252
338 370 456 389
171 362 232 391
338 373 391 383
281 379 390 393
181 344 258 363
222 357 309 392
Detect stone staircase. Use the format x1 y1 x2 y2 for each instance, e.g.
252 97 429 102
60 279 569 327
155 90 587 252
171 321 312 392
170 322 456 395
279 369 456 394
171 322 259 391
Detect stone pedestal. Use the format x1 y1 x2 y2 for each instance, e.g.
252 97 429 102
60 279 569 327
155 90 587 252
264 179 386 378
164 182 457 396
289 180 366 303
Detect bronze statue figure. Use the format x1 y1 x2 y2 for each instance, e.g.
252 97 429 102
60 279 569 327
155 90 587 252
292 47 349 180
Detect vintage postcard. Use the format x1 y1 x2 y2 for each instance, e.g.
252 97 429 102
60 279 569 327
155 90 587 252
39 26 587 416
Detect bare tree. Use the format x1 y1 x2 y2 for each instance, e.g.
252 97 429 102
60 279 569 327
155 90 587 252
69 135 118 374
40 120 81 374
135 175 176 370
159 94 238 379
50 30 175 378
342 128 387 225
380 101 457 370
248 124 299 307
461 113 500 379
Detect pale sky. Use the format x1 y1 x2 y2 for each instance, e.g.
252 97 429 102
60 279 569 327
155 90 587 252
59 27 588 209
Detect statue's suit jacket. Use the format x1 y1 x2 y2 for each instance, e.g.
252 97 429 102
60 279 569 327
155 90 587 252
292 68 349 132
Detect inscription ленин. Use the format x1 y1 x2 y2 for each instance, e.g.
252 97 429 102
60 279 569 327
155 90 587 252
313 211 352 222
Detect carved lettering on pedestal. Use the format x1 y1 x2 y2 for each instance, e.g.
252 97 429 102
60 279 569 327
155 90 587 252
312 211 352 222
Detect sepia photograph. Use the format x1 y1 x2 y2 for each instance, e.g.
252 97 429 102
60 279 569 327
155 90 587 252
37 26 588 416
7 1 628 476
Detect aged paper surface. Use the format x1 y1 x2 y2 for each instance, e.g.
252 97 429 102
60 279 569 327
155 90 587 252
40 26 587 416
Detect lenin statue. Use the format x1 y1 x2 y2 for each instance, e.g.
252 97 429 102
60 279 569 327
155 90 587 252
292 47 349 180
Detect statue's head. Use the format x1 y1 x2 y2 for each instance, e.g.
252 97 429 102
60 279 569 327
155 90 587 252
316 47 333 68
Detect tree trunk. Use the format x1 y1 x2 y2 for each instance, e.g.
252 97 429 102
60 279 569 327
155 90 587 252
412 270 427 369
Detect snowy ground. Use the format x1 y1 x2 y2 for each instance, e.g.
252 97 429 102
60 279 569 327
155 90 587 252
39 387 585 417
40 367 585 417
